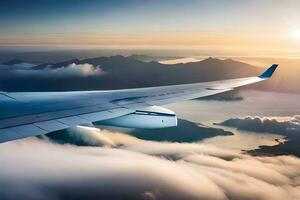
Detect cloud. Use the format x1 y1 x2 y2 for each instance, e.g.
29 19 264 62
216 115 300 135
0 126 300 200
1 63 104 77
12 62 36 68
52 63 104 77
50 126 116 147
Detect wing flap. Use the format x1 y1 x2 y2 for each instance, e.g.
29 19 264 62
78 108 132 122
0 124 48 143
12 124 48 136
34 120 69 132
0 129 22 142
56 116 90 126
0 107 134 143
0 103 119 129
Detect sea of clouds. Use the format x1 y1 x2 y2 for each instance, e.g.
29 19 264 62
0 126 299 200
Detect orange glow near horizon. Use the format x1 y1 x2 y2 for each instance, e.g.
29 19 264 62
1 0 300 59
1 29 300 57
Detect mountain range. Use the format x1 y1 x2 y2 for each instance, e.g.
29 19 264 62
0 55 297 94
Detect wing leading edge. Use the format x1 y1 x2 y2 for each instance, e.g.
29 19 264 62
0 64 278 143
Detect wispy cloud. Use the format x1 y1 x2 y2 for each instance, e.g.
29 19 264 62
0 63 104 78
14 63 104 77
0 126 299 200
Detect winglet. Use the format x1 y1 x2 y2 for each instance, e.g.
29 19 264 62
258 64 278 79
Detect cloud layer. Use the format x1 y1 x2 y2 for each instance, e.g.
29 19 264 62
217 115 300 135
0 126 300 200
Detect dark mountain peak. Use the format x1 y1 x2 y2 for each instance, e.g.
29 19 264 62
109 54 148 64
187 57 222 65
197 57 223 64
128 54 153 61
33 58 81 70
224 58 234 62
198 57 251 67
109 55 126 59
83 55 129 64
68 58 80 63
109 55 145 63
128 54 146 58
49 58 81 69
149 60 159 64
206 57 219 61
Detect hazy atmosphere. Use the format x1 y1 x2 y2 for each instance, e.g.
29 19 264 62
0 1 300 200
2 0 300 56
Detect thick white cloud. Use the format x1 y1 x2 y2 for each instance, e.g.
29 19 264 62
53 63 104 77
0 127 299 200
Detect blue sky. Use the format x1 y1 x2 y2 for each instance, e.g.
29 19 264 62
1 0 300 51
0 0 288 32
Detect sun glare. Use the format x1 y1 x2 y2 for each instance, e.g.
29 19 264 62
292 29 300 40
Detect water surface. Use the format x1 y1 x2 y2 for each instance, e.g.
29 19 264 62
165 90 300 150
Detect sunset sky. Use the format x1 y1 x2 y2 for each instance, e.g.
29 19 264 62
1 2 300 200
1 0 300 54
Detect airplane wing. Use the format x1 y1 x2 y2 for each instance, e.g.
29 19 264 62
0 64 278 143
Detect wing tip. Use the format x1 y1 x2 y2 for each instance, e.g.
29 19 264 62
258 64 278 79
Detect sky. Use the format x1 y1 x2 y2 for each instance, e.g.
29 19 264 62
1 0 300 54
1 2 300 199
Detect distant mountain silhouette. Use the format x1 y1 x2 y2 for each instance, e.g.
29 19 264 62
34 56 259 80
29 56 260 89
0 55 297 94
2 59 27 65
128 54 181 62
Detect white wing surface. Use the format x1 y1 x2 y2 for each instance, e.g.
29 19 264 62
0 64 278 143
